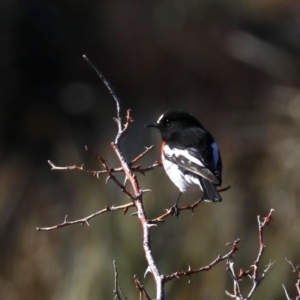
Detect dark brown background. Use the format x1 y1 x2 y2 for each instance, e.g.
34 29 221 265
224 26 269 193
1 0 300 299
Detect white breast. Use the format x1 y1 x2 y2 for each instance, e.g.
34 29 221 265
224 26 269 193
162 152 201 193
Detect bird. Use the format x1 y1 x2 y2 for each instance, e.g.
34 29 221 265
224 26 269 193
146 110 223 208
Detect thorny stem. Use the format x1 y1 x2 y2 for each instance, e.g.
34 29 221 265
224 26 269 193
39 54 234 299
98 156 134 200
83 55 164 299
225 209 274 300
113 261 122 300
164 239 240 283
134 275 152 300
36 202 135 231
253 209 274 278
283 258 300 299
47 152 160 178
111 140 164 299
149 185 231 223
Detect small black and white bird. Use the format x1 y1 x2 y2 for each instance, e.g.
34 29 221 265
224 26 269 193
146 110 223 203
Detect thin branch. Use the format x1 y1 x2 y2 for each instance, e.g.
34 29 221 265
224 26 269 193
149 185 231 223
111 140 164 299
284 258 300 299
48 157 160 179
131 146 154 164
83 54 164 300
225 209 275 300
134 275 152 300
98 156 135 200
117 109 134 142
48 160 104 176
246 261 273 299
118 288 128 300
286 258 300 278
113 261 126 300
83 54 122 138
253 209 274 275
226 260 243 299
133 161 161 175
150 198 204 223
163 239 240 283
41 57 164 298
36 202 134 231
283 284 292 300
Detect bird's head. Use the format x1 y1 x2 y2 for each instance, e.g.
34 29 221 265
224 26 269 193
145 110 203 141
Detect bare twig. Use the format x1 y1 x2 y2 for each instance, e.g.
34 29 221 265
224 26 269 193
164 239 239 283
283 284 292 300
98 156 134 200
118 288 127 300
284 258 300 299
111 139 164 299
133 161 161 175
150 198 204 223
134 275 152 300
226 260 243 299
164 239 240 283
83 55 122 139
42 54 236 299
253 209 274 275
36 202 134 231
113 261 127 300
131 146 154 164
48 160 103 175
286 258 300 278
225 209 275 300
85 144 161 174
48 155 160 178
83 55 164 299
149 185 231 223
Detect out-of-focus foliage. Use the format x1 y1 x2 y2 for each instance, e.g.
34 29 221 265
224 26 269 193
1 0 300 299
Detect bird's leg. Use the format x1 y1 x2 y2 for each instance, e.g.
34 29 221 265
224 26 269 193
171 192 182 217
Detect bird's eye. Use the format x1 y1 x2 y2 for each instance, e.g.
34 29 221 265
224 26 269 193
165 119 170 125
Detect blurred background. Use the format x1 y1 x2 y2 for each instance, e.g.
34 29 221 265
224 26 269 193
1 0 300 299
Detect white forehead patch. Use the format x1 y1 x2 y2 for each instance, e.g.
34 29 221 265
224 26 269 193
157 113 164 124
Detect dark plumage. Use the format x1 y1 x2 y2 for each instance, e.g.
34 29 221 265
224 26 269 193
146 110 223 202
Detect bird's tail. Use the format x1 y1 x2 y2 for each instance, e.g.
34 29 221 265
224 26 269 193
199 177 222 202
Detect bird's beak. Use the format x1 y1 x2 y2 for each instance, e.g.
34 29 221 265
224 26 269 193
145 123 159 128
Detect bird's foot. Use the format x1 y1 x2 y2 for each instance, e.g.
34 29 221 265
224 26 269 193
170 204 180 218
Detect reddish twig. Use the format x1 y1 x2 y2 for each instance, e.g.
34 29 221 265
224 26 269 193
149 185 231 223
163 239 240 283
98 156 134 200
111 139 164 299
83 56 164 299
253 209 274 276
48 160 105 176
134 275 151 300
150 198 204 223
83 54 122 138
48 155 160 178
283 258 300 300
225 209 275 300
130 146 154 164
86 144 161 176
42 54 236 299
36 202 134 231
